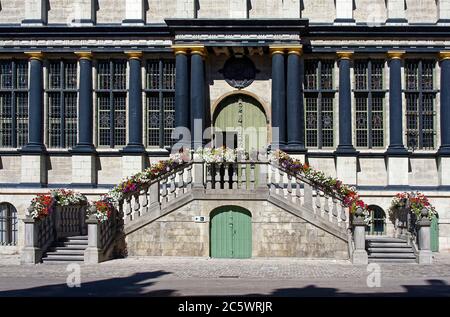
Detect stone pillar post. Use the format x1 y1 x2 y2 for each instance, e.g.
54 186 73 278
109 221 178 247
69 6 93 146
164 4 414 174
21 217 42 264
438 52 450 185
21 52 47 186
386 51 409 186
286 46 306 153
352 208 368 264
336 52 357 185
417 208 433 264
71 52 97 186
270 46 287 150
173 46 191 148
192 153 204 190
190 46 207 150
84 213 101 264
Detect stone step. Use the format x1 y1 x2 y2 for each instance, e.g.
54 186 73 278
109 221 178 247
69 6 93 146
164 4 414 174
64 236 88 240
368 242 410 248
54 241 88 247
366 237 407 243
46 250 85 256
369 253 416 259
42 255 84 262
368 248 414 253
368 258 417 264
48 245 88 251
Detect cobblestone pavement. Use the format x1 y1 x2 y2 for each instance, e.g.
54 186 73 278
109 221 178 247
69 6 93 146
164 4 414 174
0 254 449 296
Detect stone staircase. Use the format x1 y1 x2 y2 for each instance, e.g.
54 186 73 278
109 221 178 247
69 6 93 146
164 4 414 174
41 235 88 263
367 236 417 263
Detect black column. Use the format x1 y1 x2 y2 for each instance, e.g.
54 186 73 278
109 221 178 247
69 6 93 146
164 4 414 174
190 47 206 150
336 52 356 154
72 52 95 153
271 48 286 149
174 48 190 148
439 53 450 156
22 52 45 153
286 48 305 152
123 52 145 153
387 51 407 155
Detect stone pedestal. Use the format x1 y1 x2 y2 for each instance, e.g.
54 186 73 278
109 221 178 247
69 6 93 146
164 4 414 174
72 155 97 185
417 210 433 264
352 210 368 265
122 155 145 179
21 218 42 264
21 154 47 185
84 215 101 264
387 156 409 186
336 156 357 185
438 156 450 186
192 154 204 190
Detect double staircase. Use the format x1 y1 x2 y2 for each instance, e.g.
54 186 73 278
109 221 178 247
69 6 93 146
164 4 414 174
42 235 88 263
367 236 417 263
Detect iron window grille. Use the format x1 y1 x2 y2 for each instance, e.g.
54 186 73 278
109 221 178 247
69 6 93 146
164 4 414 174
404 60 437 150
354 60 385 149
46 60 78 148
0 203 17 246
145 59 175 148
0 60 28 148
96 60 127 148
304 60 336 148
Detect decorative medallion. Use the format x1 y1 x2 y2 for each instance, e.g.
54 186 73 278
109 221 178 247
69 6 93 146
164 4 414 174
220 56 257 89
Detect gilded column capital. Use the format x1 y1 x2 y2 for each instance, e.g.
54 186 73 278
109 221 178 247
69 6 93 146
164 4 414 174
336 51 354 60
74 51 94 60
286 45 303 56
125 51 144 60
189 45 207 57
171 45 190 55
387 51 406 60
439 51 450 61
25 51 45 61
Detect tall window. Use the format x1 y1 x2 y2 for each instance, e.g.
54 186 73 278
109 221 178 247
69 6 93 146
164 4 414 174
46 60 78 148
405 60 436 150
96 60 127 148
304 60 336 148
354 60 385 148
0 60 28 148
145 59 175 148
0 203 17 246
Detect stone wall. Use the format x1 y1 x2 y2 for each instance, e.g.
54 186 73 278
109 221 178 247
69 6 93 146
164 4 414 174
126 199 349 259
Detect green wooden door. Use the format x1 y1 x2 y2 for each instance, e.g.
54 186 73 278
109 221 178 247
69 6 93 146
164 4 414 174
431 215 439 252
214 95 267 152
210 206 252 259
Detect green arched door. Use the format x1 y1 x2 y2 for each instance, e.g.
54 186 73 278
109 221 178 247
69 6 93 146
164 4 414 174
210 206 252 259
214 95 268 152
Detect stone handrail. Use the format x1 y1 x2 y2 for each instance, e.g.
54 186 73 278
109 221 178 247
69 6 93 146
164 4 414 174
21 204 88 264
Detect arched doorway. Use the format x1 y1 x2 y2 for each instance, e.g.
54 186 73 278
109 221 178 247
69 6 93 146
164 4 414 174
210 206 252 259
0 202 18 246
213 94 268 152
367 205 386 236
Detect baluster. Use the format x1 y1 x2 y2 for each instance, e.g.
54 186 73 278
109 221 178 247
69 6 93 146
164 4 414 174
241 162 247 190
223 163 230 189
232 163 238 189
141 187 149 214
270 165 277 194
215 164 222 189
186 164 193 189
178 169 185 195
249 163 256 190
295 178 302 204
323 194 330 220
286 174 293 202
303 183 313 208
331 197 338 224
169 173 176 200
133 194 141 218
278 168 284 196
206 164 212 189
314 190 322 215
161 178 168 206
125 197 132 223
341 205 349 228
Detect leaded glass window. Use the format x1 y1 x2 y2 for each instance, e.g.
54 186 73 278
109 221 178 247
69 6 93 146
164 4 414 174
96 60 127 148
46 60 78 148
304 60 336 148
354 60 385 148
0 203 17 246
145 59 175 148
405 60 436 150
0 60 28 148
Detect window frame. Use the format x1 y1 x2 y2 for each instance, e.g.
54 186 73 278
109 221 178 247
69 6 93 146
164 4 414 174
353 59 386 149
95 59 128 149
0 203 18 246
404 59 437 150
46 59 78 149
304 59 337 149
144 59 176 149
0 59 29 149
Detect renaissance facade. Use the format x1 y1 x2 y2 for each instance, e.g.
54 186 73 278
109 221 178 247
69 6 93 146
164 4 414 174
0 0 449 260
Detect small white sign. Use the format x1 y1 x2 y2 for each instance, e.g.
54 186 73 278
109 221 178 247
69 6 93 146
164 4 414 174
193 216 209 223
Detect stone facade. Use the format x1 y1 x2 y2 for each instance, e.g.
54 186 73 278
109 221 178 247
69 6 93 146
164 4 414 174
126 200 349 259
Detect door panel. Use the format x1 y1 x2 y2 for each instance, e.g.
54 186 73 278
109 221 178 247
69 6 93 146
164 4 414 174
210 206 252 259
